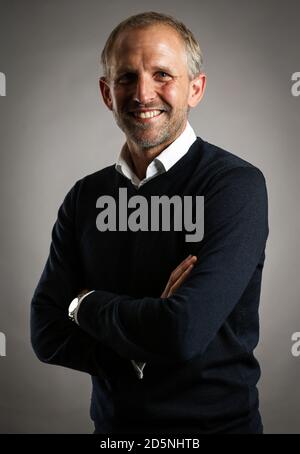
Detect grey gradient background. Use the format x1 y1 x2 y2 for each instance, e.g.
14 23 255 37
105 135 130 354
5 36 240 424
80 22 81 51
0 0 299 433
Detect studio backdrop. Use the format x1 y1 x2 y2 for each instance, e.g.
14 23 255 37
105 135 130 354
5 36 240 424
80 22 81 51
0 0 299 434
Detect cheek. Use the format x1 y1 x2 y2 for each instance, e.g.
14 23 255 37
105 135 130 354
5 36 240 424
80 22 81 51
160 83 188 107
111 89 127 110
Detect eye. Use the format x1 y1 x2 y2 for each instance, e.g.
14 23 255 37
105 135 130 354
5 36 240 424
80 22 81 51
117 73 136 84
155 71 172 81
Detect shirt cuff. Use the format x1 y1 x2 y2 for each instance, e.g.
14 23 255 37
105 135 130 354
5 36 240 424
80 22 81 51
131 360 146 380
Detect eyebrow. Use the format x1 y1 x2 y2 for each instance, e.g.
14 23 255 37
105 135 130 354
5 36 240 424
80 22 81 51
115 65 176 76
152 65 176 74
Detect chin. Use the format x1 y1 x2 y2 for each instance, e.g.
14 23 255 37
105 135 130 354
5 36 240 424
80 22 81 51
133 133 170 149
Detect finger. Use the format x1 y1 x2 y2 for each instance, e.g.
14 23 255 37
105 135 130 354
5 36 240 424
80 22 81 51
171 255 195 280
173 263 194 289
170 254 191 276
171 255 197 283
161 255 198 298
169 263 195 296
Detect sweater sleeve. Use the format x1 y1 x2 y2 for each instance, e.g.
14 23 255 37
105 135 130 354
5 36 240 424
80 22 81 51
77 166 269 364
30 181 132 377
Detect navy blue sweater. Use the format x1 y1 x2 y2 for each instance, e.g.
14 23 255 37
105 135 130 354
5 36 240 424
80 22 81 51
31 137 269 434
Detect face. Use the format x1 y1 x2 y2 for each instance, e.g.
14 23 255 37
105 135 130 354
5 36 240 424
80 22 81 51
100 24 206 151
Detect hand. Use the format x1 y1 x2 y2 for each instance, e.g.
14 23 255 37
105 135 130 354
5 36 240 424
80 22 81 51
132 255 197 375
160 254 198 298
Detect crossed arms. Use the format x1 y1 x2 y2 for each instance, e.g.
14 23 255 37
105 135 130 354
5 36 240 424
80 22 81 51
31 166 268 378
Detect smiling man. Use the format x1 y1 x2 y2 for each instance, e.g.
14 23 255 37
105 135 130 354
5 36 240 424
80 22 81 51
31 12 269 434
99 21 205 178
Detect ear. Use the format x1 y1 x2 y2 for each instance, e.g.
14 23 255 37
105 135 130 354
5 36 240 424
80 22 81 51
99 77 113 111
188 73 206 108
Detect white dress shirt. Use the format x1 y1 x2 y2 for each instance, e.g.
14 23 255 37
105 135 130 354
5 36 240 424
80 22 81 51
115 121 197 189
115 121 197 379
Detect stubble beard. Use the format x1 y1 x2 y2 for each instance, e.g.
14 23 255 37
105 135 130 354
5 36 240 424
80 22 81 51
113 107 189 150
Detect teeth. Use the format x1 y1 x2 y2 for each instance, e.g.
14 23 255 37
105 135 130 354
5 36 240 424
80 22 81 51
133 110 162 119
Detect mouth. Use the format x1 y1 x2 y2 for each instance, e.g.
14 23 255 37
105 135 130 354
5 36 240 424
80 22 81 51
128 109 165 121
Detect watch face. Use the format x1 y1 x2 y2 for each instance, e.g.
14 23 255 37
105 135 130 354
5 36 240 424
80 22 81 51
69 298 79 314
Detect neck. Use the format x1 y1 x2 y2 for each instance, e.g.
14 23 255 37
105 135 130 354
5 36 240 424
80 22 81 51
125 123 187 180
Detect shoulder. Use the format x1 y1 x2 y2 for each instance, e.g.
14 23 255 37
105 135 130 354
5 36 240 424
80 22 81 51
70 164 117 194
60 164 117 211
193 137 267 191
79 164 116 187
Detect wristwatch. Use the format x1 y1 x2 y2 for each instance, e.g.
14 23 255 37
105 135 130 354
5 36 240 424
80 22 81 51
68 291 93 325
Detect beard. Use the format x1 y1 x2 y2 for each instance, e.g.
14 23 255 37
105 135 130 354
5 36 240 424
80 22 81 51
113 106 189 150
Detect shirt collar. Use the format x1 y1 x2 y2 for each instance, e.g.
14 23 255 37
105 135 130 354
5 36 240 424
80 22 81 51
115 121 196 185
153 121 196 172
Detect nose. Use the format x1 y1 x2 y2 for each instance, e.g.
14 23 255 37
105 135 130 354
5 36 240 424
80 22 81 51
133 73 156 105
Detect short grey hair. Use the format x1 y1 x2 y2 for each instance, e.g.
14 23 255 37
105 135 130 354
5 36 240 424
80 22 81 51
101 11 204 81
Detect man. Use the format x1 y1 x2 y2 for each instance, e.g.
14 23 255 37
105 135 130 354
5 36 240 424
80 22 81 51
31 12 269 434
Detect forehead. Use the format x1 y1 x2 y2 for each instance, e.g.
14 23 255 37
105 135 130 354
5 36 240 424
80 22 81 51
111 24 187 70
